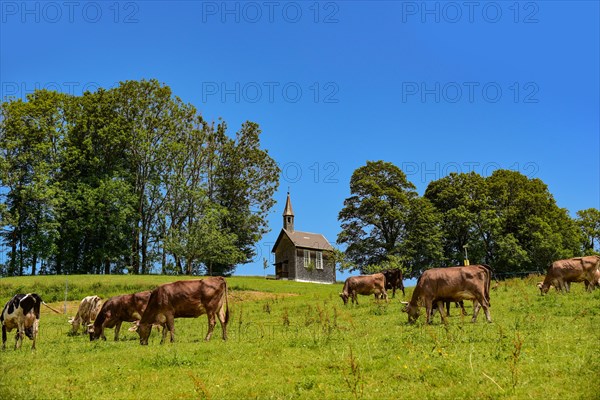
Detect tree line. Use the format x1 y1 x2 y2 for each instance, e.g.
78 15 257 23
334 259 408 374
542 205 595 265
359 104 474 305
336 161 599 278
2 83 598 279
0 80 280 276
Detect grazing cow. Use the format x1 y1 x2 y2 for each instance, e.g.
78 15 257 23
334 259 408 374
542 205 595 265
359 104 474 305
89 291 155 341
339 273 388 305
69 295 102 334
401 265 492 324
381 269 405 297
539 256 600 294
137 277 229 345
1 293 42 350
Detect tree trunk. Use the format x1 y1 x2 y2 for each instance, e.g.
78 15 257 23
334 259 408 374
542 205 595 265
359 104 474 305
10 236 17 276
18 233 23 276
175 255 182 275
141 229 148 274
161 243 166 274
131 228 140 274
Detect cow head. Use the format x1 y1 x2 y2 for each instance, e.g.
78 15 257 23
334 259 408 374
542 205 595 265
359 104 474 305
339 292 349 305
24 326 35 340
68 317 80 334
137 322 152 345
401 301 420 324
538 282 550 295
88 324 102 341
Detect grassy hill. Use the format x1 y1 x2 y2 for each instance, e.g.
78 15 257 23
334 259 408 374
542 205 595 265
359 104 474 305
1 275 599 399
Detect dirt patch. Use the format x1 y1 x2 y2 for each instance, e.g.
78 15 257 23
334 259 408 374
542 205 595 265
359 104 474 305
229 290 298 303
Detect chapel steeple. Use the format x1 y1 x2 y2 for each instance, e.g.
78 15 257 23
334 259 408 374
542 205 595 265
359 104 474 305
283 192 295 232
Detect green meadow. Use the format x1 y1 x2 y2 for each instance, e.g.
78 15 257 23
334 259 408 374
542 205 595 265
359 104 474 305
1 275 598 400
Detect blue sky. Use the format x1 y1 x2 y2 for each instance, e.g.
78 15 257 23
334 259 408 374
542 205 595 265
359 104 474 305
1 1 598 280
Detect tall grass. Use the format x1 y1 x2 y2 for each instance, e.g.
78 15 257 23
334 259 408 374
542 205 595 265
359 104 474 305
1 275 599 399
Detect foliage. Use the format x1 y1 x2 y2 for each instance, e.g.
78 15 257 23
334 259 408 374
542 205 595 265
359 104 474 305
0 80 279 276
337 161 443 277
0 275 598 400
339 162 589 278
576 208 600 254
426 170 582 275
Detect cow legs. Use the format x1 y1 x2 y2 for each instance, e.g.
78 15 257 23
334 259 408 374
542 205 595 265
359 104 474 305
2 325 6 350
161 317 174 344
15 322 24 349
30 319 38 350
459 301 467 316
205 313 217 341
114 321 122 341
352 292 358 305
436 301 448 324
472 297 492 323
425 300 434 324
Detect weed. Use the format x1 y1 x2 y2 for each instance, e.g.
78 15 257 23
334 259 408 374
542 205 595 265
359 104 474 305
282 307 290 327
189 372 211 400
237 303 244 341
344 346 363 400
510 331 524 390
263 301 271 314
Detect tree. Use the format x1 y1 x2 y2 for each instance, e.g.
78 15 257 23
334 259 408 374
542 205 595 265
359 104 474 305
424 172 487 266
210 121 280 275
425 170 582 276
55 88 135 274
0 81 279 276
486 170 580 273
337 160 442 276
576 208 600 254
0 90 65 275
115 79 198 274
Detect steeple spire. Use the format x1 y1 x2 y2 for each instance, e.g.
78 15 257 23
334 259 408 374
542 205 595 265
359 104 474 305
283 192 295 232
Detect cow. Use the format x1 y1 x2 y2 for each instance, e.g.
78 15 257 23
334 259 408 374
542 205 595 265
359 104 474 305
137 277 229 345
89 291 155 341
381 269 405 297
539 256 600 294
68 295 102 334
401 264 492 324
1 293 42 350
339 273 388 305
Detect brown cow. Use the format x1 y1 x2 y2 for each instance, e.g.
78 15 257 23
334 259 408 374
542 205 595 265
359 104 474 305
401 265 492 324
339 273 388 305
381 269 405 297
539 256 600 294
89 291 155 341
69 295 102 334
137 277 229 345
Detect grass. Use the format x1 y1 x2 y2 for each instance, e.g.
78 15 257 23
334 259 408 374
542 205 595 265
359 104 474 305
0 274 599 399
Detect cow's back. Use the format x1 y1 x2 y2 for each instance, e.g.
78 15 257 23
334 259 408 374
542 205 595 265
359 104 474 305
350 273 385 295
416 266 487 300
143 278 227 322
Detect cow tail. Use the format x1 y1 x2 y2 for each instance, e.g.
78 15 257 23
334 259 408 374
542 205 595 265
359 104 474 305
223 279 229 325
481 264 492 307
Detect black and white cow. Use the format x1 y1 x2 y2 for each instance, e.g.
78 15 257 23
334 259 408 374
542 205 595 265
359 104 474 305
1 293 43 350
